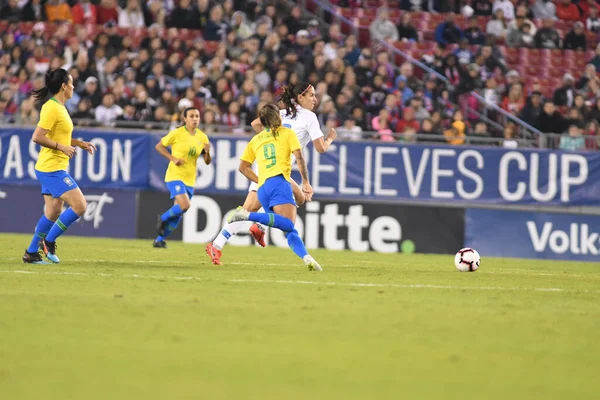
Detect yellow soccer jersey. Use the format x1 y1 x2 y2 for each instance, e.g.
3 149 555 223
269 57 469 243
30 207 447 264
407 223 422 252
240 127 301 188
162 126 210 187
35 98 74 172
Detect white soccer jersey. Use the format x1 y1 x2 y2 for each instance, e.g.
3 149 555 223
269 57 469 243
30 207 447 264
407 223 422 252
280 105 324 150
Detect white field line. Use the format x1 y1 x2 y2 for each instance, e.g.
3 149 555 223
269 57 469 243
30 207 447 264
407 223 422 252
0 269 596 294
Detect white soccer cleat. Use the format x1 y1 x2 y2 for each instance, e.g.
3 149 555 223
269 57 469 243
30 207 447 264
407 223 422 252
227 208 250 224
303 255 322 272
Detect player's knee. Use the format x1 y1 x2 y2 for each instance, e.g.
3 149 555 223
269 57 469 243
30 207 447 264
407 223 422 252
295 191 306 206
180 200 190 212
71 199 87 216
45 209 60 221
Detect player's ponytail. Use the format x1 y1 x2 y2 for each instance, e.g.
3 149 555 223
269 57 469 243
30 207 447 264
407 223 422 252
259 104 282 138
278 82 312 120
31 68 70 108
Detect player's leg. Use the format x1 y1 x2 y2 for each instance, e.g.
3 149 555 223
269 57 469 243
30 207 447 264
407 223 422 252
43 185 87 263
156 181 188 237
23 194 60 264
290 179 306 207
155 192 190 248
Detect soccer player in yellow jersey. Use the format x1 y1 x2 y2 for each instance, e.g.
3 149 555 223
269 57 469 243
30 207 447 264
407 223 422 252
153 107 211 248
227 104 323 271
23 69 96 264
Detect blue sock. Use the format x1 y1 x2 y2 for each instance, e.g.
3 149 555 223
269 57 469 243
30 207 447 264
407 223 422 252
285 229 308 259
156 216 182 241
45 208 80 242
161 204 183 222
248 212 294 232
27 215 55 253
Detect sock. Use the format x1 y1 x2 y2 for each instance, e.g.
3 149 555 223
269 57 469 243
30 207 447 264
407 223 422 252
156 216 182 242
248 212 294 232
285 229 308 259
45 208 80 242
213 221 254 249
161 204 183 222
27 215 55 253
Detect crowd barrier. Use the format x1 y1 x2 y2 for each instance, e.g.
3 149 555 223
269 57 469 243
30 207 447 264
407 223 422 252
1 128 599 261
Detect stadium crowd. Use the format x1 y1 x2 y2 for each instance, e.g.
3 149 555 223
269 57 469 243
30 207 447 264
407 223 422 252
0 0 599 150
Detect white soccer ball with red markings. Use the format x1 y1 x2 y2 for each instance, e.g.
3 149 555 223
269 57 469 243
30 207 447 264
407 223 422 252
454 248 481 272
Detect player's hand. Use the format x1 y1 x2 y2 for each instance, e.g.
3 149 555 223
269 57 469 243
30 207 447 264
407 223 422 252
172 158 185 166
327 127 337 141
302 182 314 202
79 141 97 155
60 145 77 158
204 142 211 153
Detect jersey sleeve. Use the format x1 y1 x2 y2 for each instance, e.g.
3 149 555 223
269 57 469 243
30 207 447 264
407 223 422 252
240 139 256 164
306 112 324 141
161 129 177 147
37 103 57 130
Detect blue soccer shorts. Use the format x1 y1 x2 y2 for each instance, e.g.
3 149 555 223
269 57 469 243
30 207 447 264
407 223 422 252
166 180 194 199
35 170 79 198
257 174 296 212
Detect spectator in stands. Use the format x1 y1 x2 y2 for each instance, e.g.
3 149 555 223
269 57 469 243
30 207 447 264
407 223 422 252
97 0 119 25
537 101 567 133
399 0 431 12
396 106 420 133
397 12 419 42
458 63 483 94
230 11 253 40
560 124 586 151
487 8 509 40
454 39 474 64
534 19 561 49
435 13 463 45
492 0 515 20
72 0 97 25
564 21 587 51
0 0 20 22
118 0 145 28
283 6 303 36
419 118 441 140
45 0 72 22
503 83 526 115
337 117 364 141
442 54 461 86
586 5 600 32
583 119 600 149
533 1 557 20
143 0 166 27
410 95 432 122
472 0 493 16
554 73 577 107
115 102 137 126
519 91 543 126
372 109 395 141
444 110 466 145
369 7 399 43
21 0 46 21
509 12 537 36
203 5 229 41
82 76 102 108
464 16 487 45
14 97 38 125
556 0 581 21
71 98 95 126
95 93 123 126
503 123 519 148
578 64 597 89
168 0 198 29
507 21 534 47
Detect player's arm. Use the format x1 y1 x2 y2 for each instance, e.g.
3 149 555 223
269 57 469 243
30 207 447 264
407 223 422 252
202 142 212 165
155 140 184 166
308 113 336 153
71 138 97 155
293 149 313 201
238 160 258 183
250 117 263 134
32 126 76 158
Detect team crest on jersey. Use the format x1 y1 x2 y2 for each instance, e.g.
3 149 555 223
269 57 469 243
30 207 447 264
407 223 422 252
175 185 181 192
63 177 74 186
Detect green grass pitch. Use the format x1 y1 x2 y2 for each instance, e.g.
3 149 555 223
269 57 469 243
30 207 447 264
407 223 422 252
0 233 599 399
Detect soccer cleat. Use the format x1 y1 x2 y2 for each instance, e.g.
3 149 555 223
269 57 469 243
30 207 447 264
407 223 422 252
156 214 167 237
41 239 60 263
205 242 222 266
249 223 266 247
227 208 250 224
303 255 323 272
22 250 50 264
153 240 167 248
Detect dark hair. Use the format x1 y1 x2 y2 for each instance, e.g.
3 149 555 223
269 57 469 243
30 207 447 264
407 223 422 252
279 82 312 119
182 107 197 119
31 68 69 108
259 104 282 136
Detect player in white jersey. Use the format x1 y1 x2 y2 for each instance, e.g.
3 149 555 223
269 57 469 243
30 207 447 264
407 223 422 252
206 82 337 265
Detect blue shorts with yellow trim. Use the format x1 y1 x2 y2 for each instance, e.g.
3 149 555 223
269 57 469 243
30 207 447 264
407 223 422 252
35 170 79 198
257 175 295 212
166 180 194 199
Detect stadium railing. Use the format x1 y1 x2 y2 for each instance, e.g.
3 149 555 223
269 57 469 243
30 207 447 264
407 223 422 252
304 0 547 146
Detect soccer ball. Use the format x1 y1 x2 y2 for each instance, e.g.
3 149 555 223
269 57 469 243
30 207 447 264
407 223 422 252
454 248 481 272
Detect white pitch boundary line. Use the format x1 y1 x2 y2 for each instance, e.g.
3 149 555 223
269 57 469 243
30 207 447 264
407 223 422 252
0 269 594 293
